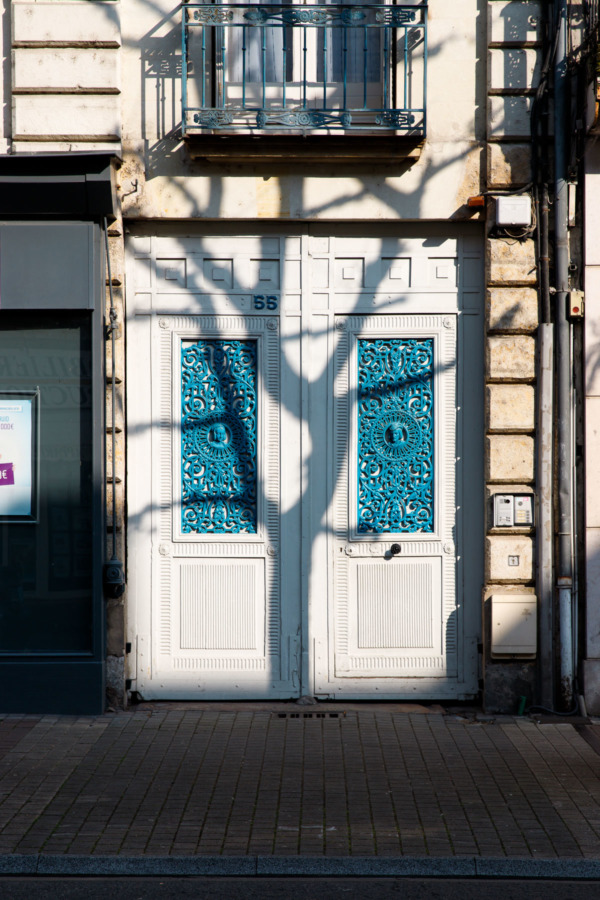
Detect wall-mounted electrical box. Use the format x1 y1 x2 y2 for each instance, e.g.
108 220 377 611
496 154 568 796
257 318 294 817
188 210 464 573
493 494 534 527
496 195 532 227
491 594 537 658
568 290 584 318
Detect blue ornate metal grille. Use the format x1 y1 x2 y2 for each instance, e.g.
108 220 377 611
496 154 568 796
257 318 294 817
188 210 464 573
182 4 427 135
357 338 434 533
181 340 258 534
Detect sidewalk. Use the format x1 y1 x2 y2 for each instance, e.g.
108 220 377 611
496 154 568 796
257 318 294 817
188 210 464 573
1 703 600 877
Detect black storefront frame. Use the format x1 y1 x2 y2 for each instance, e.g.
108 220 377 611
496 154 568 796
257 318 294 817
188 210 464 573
0 154 116 713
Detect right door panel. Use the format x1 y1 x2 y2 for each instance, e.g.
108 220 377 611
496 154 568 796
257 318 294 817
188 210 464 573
323 314 459 691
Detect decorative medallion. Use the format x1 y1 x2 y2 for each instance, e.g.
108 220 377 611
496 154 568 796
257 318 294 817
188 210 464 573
181 339 257 534
357 338 434 534
370 411 421 461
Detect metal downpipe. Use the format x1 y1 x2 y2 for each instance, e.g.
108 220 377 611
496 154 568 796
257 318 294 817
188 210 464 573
554 0 574 709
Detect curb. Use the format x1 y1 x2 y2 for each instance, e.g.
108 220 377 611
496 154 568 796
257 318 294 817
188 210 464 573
1 855 600 878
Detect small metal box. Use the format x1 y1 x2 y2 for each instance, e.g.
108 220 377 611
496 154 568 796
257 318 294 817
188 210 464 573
491 594 537 658
494 494 514 527
493 493 533 527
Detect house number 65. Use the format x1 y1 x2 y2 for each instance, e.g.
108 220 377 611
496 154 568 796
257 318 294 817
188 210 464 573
253 294 279 311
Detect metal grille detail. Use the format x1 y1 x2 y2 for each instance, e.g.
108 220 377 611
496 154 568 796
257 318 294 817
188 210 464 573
182 3 427 135
181 339 258 533
357 338 434 533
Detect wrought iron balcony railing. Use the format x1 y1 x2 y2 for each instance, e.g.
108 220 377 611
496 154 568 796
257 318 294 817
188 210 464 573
182 2 426 135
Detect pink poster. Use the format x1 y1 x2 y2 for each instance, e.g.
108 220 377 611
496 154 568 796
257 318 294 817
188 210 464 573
0 397 34 517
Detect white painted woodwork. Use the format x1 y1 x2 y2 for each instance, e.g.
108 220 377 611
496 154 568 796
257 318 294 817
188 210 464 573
320 314 456 691
126 231 483 700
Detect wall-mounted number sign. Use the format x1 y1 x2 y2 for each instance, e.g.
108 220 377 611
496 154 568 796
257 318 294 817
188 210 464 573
0 391 39 523
253 295 279 311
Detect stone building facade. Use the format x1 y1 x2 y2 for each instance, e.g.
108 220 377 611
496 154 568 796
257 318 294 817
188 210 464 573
0 0 595 713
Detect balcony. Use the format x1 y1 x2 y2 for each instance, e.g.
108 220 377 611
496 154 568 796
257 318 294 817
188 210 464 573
182 1 426 160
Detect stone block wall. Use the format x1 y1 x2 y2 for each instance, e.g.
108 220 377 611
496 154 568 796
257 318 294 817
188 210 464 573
483 0 542 712
11 1 121 152
105 208 127 709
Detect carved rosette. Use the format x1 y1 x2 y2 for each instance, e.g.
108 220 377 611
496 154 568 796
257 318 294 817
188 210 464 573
181 339 258 533
357 338 434 533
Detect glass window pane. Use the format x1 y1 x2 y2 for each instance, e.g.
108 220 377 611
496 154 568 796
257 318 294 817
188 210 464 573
0 312 94 653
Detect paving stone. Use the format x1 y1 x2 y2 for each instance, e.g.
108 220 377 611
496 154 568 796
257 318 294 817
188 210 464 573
1 709 600 865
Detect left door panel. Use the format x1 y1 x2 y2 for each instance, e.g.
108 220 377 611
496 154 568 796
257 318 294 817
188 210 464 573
129 313 298 699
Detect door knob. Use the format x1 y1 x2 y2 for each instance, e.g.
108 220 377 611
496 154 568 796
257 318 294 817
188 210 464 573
390 544 401 556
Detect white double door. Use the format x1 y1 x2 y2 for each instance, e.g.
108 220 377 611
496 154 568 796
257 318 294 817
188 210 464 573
126 231 483 700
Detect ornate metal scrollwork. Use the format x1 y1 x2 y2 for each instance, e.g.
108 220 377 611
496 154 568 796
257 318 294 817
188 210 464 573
193 110 234 128
242 5 364 25
242 7 270 23
256 109 351 128
375 111 415 128
357 338 434 534
193 7 233 22
375 8 416 24
181 340 258 534
281 8 331 24
340 7 366 25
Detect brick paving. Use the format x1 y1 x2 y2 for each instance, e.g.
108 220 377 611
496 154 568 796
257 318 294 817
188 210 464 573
0 707 599 859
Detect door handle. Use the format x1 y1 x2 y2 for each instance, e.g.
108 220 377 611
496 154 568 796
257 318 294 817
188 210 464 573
390 544 401 556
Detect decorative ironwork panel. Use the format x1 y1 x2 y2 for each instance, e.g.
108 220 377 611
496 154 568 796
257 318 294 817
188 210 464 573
242 6 368 25
256 110 352 128
357 338 434 533
182 3 427 136
181 339 258 534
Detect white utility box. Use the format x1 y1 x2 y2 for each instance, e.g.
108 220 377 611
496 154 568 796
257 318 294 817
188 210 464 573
491 594 537 658
496 195 532 227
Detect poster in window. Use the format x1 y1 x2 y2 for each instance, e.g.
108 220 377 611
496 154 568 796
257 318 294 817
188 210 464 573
0 391 39 522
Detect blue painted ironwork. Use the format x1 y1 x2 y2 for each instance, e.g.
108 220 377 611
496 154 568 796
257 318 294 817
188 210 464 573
357 338 434 534
193 7 234 22
182 3 427 135
193 110 234 126
375 110 414 127
181 339 258 534
242 6 366 24
375 8 415 24
256 109 351 127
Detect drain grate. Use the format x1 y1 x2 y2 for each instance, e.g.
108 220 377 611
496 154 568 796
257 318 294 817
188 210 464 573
274 712 344 718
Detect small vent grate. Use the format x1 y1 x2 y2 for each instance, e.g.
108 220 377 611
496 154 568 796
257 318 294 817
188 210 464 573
274 712 344 719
